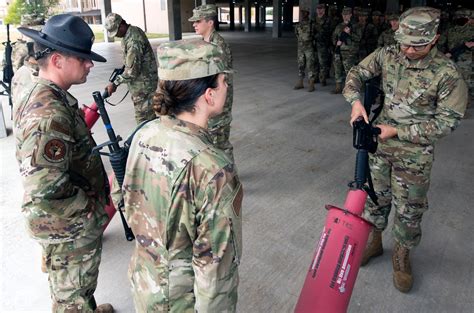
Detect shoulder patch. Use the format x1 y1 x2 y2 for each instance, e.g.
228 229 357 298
49 119 72 137
43 139 67 162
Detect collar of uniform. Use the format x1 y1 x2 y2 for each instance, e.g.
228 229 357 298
161 115 212 142
208 29 217 42
123 25 133 42
33 76 79 108
399 45 438 69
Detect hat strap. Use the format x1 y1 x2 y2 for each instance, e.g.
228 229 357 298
34 47 55 60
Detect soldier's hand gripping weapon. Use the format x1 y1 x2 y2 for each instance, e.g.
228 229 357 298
1 24 14 117
295 79 382 313
82 65 125 129
92 90 135 241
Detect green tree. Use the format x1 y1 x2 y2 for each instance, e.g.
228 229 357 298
4 0 60 25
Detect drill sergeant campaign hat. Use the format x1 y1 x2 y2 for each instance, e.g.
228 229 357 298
394 7 440 46
157 39 232 81
188 4 218 22
18 14 106 62
104 13 123 38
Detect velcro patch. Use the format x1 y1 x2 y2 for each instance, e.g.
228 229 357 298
43 139 67 163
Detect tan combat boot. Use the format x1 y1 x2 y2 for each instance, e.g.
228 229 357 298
331 82 342 94
392 242 413 293
95 303 114 313
308 79 315 92
360 229 383 266
294 78 304 90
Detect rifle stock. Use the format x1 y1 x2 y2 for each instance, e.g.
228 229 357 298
1 24 14 117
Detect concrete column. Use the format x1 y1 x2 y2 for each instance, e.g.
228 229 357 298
100 0 113 43
229 0 235 31
239 5 243 26
282 0 293 31
255 1 260 29
386 0 400 13
411 0 426 7
272 0 282 38
261 6 266 26
167 0 182 41
244 0 251 32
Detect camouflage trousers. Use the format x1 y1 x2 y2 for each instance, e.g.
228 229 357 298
314 44 330 80
362 141 434 249
333 52 358 83
456 53 474 102
41 233 103 312
297 43 316 80
131 90 157 124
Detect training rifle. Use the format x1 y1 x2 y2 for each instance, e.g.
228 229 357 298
1 24 14 117
92 89 135 241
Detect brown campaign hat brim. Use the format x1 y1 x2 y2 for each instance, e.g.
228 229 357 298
19 27 106 62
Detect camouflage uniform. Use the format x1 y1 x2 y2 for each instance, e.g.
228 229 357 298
123 40 242 312
372 11 387 36
447 9 474 100
295 16 316 81
189 5 235 161
11 14 44 71
11 59 38 102
313 5 332 82
377 28 397 47
333 8 362 85
358 10 379 60
343 10 468 249
14 14 113 312
13 75 110 311
105 13 158 124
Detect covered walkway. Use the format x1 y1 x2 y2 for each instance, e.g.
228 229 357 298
1 30 473 312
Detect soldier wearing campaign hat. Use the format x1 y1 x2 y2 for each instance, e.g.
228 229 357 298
123 39 242 312
13 14 114 312
344 7 467 293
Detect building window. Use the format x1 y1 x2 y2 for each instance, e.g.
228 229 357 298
161 0 166 11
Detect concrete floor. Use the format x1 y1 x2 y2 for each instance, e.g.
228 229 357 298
1 30 473 313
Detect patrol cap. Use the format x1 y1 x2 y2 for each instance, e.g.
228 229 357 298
372 11 383 17
104 13 123 38
21 14 45 27
18 14 106 62
342 7 352 15
387 13 400 21
454 9 471 19
359 9 369 17
157 39 232 81
188 4 217 22
316 4 326 9
394 7 440 46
